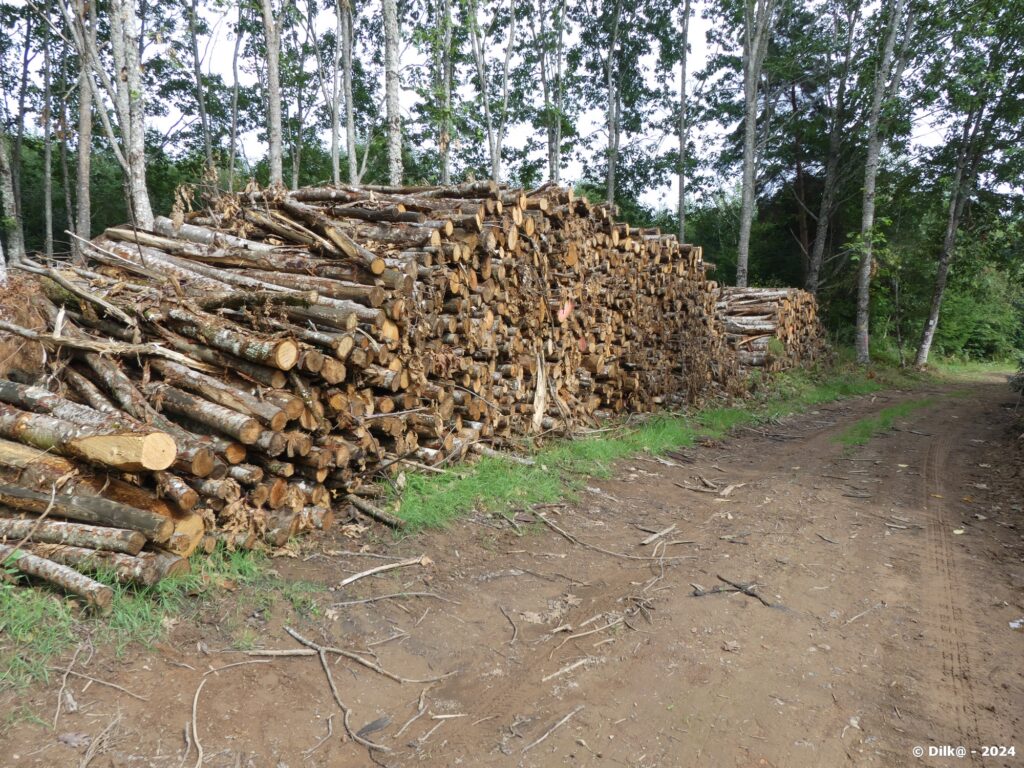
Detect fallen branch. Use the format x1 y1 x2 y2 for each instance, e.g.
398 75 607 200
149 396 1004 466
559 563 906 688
522 704 585 753
537 515 692 562
333 591 457 607
337 554 432 589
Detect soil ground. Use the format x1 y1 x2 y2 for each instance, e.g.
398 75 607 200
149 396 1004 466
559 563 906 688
2 377 1023 767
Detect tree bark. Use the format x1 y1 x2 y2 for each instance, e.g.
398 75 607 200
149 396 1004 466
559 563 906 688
75 0 94 253
228 2 244 191
735 0 776 288
0 543 113 613
261 0 284 185
0 517 146 555
383 0 402 185
0 484 174 544
677 0 691 240
28 543 188 586
0 133 24 265
339 0 358 185
605 0 622 207
43 0 55 259
854 0 908 364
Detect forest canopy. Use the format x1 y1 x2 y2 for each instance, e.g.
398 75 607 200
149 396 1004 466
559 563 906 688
0 0 1021 364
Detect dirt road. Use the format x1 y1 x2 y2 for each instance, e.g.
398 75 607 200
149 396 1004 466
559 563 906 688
4 379 1023 767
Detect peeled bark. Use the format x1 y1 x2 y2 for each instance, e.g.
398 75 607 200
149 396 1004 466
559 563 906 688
0 543 113 613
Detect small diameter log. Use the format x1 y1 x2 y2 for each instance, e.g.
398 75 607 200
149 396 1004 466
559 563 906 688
145 383 262 444
0 517 146 555
151 360 288 431
0 484 174 544
27 543 189 586
164 308 299 371
345 494 406 530
0 543 113 614
0 402 177 472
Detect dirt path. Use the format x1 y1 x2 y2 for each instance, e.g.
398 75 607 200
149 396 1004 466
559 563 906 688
4 379 1023 767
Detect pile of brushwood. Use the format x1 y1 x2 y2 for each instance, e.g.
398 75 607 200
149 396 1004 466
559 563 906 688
0 182 826 610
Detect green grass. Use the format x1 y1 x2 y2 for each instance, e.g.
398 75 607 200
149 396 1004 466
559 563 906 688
834 399 934 447
0 544 319 694
395 357 933 529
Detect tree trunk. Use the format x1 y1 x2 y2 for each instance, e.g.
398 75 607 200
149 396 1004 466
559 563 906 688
735 0 776 288
340 0 358 185
261 0 284 186
28 543 188 586
605 0 622 207
805 6 857 293
0 134 25 265
439 0 453 185
228 3 244 191
110 0 154 228
914 110 984 367
188 0 215 170
383 0 403 185
854 0 908 364
43 2 54 259
677 0 691 240
75 0 94 253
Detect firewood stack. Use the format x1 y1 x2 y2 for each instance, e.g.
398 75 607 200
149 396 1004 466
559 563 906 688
715 287 828 371
0 181 757 605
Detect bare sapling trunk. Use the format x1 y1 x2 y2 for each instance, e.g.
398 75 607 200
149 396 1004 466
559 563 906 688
735 0 776 288
188 0 215 170
0 133 25 266
75 0 94 249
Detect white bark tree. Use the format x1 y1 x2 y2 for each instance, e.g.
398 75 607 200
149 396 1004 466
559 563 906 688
469 0 516 184
260 0 285 186
734 0 777 287
0 133 25 266
383 0 402 185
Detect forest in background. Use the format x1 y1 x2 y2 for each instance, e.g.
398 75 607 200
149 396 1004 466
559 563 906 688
0 0 1021 365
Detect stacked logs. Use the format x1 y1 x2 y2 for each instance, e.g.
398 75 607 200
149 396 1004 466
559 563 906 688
716 287 828 371
0 182 815 607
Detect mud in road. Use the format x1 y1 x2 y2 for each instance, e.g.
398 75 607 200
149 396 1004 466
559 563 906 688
3 379 1023 768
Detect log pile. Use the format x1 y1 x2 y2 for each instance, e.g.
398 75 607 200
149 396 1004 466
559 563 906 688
0 181 822 607
715 287 829 371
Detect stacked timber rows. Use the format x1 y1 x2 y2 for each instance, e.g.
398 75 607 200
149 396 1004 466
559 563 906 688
715 287 829 371
0 182 821 609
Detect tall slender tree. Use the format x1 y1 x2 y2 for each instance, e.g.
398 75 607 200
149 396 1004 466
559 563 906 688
383 0 402 184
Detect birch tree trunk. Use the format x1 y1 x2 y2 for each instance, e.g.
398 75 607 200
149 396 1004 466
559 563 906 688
260 0 284 186
383 0 403 185
735 0 776 288
677 0 691 240
76 45 93 253
854 0 908 364
188 0 215 170
0 134 25 266
806 5 858 294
